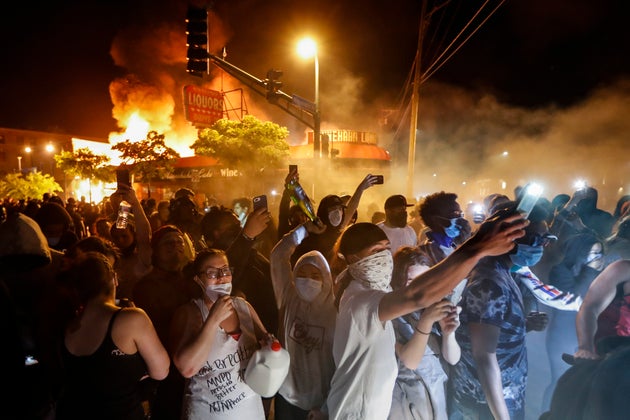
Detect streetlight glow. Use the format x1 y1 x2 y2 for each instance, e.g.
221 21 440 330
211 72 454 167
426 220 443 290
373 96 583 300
296 37 320 158
46 143 54 153
297 37 317 59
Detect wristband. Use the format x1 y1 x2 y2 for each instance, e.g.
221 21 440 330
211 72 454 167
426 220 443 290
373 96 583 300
242 232 255 241
414 326 430 335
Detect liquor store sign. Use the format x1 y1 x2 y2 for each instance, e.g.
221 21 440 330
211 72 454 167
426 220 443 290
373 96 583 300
183 85 223 127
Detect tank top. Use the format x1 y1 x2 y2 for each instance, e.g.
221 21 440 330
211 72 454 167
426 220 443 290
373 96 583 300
57 309 148 420
182 297 265 419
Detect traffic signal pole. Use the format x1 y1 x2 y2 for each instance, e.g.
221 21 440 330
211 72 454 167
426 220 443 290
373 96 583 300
185 6 320 157
206 54 319 138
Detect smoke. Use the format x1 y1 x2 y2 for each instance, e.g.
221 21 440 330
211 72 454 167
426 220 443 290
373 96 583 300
382 77 630 212
100 1 629 215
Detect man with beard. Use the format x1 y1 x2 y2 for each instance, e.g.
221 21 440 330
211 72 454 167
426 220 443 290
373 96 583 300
377 195 418 254
133 225 196 420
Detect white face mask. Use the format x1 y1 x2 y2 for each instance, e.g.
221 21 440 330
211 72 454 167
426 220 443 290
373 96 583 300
204 282 232 302
328 209 343 227
295 277 322 302
348 249 393 291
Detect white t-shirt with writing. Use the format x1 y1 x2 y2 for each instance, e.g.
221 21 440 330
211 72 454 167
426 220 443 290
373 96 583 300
182 297 265 420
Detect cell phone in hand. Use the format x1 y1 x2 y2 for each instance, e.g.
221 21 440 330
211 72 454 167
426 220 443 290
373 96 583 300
116 168 130 188
253 195 268 211
289 164 298 173
446 279 468 305
374 175 384 184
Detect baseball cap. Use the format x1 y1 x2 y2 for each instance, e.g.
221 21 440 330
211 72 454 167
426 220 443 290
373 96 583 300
384 195 413 209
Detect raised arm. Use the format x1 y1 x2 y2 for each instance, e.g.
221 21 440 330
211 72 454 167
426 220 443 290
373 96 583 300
277 168 298 239
114 185 152 269
575 259 630 359
379 212 527 321
341 174 381 228
270 221 326 308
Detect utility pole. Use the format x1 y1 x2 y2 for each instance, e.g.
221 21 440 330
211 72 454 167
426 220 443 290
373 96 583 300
407 0 428 199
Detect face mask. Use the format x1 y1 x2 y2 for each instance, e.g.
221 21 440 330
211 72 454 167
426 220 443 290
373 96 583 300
444 218 461 238
204 282 232 302
509 243 544 268
295 277 322 302
348 249 393 291
389 212 408 228
328 209 343 227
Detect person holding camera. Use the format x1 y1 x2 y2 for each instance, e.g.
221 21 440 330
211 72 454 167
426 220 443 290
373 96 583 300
316 208 527 420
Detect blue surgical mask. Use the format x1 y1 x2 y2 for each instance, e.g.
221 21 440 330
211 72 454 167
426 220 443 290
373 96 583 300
444 218 461 239
509 243 544 268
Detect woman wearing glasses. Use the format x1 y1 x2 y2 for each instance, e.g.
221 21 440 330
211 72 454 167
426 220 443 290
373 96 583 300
170 249 271 419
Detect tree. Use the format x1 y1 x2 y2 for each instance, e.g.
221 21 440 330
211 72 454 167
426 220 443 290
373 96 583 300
55 148 113 181
111 131 180 198
0 171 63 200
55 148 112 203
191 115 290 175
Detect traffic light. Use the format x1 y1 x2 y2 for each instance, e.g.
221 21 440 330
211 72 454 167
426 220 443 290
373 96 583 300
265 69 283 100
186 7 208 77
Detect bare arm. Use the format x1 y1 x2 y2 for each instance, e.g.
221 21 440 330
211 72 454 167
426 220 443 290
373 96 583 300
396 301 453 369
575 259 630 358
124 308 170 380
171 296 234 378
341 174 380 228
470 322 510 420
114 185 152 269
379 212 527 321
439 306 461 365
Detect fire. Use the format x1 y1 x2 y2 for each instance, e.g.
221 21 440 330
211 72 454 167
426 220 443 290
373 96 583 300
109 112 151 145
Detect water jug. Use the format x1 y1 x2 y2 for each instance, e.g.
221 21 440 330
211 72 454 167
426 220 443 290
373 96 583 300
244 339 290 398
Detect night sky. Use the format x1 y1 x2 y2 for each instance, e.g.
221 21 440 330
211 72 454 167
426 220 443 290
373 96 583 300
1 0 627 137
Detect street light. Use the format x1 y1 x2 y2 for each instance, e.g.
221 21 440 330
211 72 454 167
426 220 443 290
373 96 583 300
297 37 320 158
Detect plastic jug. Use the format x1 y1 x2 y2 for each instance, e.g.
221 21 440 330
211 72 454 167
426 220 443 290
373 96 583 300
244 339 290 398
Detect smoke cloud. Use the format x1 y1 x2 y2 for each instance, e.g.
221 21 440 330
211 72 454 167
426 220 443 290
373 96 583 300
101 1 629 216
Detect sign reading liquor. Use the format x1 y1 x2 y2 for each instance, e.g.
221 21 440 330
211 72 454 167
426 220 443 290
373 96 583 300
183 85 224 126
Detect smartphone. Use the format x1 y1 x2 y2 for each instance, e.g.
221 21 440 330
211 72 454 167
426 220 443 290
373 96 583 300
516 183 543 218
289 164 298 173
374 175 384 184
116 168 130 187
446 279 468 305
253 195 268 211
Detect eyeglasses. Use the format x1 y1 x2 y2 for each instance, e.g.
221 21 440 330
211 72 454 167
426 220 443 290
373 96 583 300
528 233 557 247
201 266 233 279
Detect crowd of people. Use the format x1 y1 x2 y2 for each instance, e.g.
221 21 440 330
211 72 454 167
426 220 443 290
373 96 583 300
1 170 629 420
